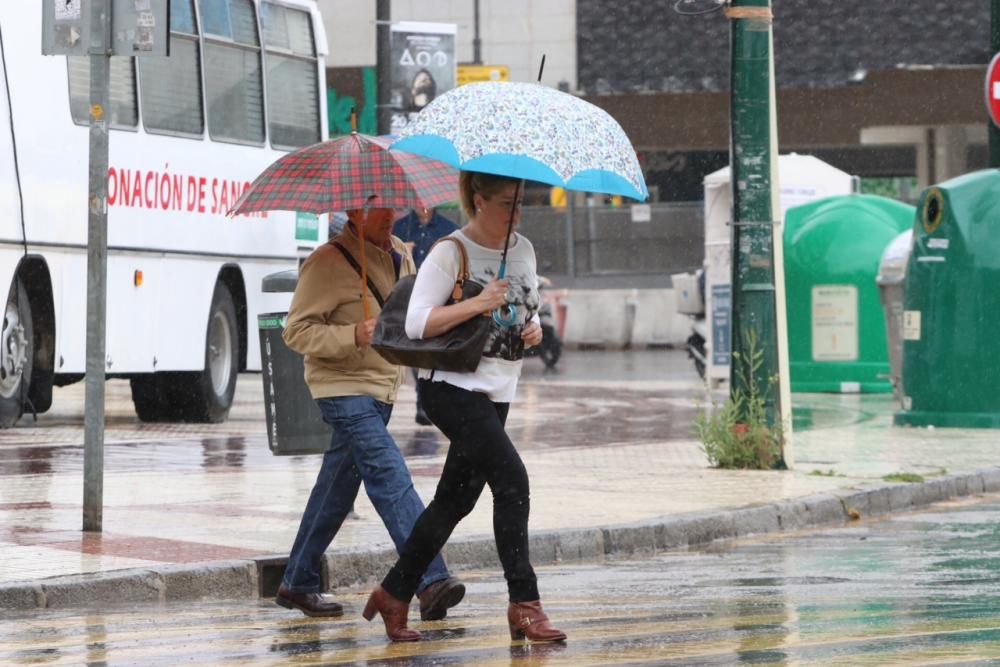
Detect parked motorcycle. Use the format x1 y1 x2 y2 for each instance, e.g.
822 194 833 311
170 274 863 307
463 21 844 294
673 269 707 378
525 276 562 369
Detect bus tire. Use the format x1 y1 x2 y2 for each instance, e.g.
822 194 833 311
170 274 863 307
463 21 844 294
0 276 32 428
129 374 165 422
182 282 239 422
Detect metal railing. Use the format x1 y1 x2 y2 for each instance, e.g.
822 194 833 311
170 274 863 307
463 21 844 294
441 202 705 278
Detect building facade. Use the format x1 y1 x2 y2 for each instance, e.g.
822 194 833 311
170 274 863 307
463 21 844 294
577 0 990 201
318 0 991 203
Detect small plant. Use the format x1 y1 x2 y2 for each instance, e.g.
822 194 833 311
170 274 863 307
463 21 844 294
694 329 783 469
883 472 925 484
809 469 842 477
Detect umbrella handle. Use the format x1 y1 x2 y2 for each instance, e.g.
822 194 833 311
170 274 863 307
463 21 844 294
357 214 372 321
491 258 517 327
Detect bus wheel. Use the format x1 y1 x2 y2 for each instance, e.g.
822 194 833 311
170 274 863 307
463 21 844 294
131 283 238 423
130 373 166 422
0 277 32 428
197 282 239 422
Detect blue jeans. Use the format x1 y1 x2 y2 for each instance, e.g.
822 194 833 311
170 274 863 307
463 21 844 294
282 395 450 594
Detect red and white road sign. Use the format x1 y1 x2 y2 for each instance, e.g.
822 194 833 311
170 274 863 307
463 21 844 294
986 53 1000 128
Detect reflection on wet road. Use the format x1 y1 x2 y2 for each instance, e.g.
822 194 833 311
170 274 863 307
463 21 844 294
4 497 1000 665
0 348 918 477
0 350 703 475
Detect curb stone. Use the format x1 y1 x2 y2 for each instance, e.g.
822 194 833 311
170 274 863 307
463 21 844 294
3 466 999 611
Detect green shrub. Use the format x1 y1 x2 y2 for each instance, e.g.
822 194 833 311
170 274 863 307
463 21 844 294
694 329 783 469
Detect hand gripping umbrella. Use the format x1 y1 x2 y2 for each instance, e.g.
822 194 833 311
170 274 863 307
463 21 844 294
391 79 647 325
229 124 457 318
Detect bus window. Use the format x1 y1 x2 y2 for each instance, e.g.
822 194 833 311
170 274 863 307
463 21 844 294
138 0 204 136
261 2 320 149
67 57 138 129
199 0 265 145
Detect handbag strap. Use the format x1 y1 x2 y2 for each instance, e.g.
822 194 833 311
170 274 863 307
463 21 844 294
430 236 471 302
332 241 386 309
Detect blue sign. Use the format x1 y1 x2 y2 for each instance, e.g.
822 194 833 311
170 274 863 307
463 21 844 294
711 284 731 366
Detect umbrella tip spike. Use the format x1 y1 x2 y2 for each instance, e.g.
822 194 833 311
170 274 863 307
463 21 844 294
351 107 357 134
537 54 546 83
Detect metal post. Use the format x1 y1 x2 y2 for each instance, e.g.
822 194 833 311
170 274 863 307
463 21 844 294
83 0 112 532
586 196 597 273
564 194 576 277
376 0 392 135
473 0 482 65
727 0 785 460
991 0 1000 167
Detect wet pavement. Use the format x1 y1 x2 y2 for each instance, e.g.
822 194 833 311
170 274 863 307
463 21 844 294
1 349 999 589
3 495 1000 665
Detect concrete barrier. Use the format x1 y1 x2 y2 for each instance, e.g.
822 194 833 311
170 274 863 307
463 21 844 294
630 289 688 347
560 288 688 348
561 289 632 347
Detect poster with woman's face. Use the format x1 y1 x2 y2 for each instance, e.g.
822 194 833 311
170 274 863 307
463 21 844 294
390 22 456 134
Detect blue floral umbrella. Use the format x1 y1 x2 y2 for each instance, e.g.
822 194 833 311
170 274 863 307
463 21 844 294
392 81 647 326
391 81 647 201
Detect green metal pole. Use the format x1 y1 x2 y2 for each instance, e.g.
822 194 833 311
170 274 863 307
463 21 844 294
728 0 784 459
991 0 1000 167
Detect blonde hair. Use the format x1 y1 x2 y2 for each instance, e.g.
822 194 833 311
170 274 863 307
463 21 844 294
459 171 521 219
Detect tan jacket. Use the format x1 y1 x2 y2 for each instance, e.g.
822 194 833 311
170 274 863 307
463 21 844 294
283 225 415 402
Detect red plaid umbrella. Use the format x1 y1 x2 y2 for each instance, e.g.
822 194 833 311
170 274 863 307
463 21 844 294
228 133 457 216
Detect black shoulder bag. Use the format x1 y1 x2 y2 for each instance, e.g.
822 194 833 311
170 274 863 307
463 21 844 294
371 237 490 373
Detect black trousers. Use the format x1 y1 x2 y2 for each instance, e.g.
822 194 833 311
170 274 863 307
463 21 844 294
382 379 539 603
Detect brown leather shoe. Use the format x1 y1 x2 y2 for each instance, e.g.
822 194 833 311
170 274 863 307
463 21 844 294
362 585 421 642
507 600 567 642
417 577 466 621
275 583 344 617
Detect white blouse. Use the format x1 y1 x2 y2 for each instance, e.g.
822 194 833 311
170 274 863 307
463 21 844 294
405 230 540 403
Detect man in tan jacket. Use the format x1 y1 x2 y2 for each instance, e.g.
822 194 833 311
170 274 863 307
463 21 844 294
275 208 464 621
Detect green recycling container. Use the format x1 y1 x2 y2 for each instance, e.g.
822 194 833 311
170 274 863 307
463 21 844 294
895 170 1000 427
784 194 914 393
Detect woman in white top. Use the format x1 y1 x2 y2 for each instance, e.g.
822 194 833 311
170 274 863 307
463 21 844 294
363 172 566 643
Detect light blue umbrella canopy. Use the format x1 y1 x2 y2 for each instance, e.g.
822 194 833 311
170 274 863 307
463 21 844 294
391 81 648 201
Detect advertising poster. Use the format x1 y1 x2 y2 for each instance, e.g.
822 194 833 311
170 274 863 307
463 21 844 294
390 21 456 133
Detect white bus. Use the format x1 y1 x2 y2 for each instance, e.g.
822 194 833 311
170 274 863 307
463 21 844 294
0 0 328 427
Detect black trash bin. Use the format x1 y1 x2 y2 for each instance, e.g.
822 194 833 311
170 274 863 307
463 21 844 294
259 270 329 455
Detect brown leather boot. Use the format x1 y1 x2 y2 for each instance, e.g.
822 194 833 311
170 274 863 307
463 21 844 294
507 600 567 642
362 586 421 642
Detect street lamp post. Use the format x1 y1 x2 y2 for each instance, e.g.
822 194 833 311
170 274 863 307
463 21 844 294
376 0 391 135
727 0 790 465
473 0 482 65
82 0 112 532
991 0 1000 167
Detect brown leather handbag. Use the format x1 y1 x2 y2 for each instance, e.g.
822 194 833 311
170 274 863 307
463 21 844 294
372 237 490 373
